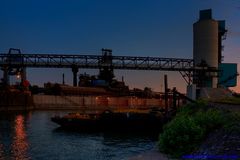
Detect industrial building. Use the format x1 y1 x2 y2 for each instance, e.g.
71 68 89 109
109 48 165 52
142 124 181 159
0 9 238 101
187 9 238 100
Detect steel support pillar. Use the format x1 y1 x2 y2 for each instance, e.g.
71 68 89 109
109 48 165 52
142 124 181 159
62 73 65 85
3 67 9 85
21 67 27 83
72 66 78 86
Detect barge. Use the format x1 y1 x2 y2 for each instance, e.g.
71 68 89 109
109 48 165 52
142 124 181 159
51 110 164 131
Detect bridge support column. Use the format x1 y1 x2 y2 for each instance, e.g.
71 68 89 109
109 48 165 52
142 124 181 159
72 66 78 87
3 67 9 85
21 67 27 83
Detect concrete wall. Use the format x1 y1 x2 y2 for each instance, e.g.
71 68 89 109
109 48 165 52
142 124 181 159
33 95 165 110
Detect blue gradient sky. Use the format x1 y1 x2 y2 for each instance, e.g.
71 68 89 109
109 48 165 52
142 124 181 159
0 0 239 93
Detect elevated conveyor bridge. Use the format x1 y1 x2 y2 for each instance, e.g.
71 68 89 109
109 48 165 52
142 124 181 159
0 48 218 86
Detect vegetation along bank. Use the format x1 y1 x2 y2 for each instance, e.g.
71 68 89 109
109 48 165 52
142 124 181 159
158 100 240 159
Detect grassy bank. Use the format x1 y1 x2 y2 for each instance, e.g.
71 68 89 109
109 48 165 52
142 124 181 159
212 97 240 105
158 100 240 158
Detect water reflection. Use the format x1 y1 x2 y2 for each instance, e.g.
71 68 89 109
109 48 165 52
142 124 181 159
11 115 30 160
0 111 157 160
52 128 157 159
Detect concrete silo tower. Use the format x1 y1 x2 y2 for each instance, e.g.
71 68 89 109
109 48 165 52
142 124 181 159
193 9 226 88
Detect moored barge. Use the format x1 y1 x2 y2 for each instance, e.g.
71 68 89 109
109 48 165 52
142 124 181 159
51 110 164 131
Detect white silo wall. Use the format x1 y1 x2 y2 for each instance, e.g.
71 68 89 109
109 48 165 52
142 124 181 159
193 19 219 88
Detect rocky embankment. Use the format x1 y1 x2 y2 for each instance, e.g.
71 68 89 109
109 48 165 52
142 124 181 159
191 103 240 159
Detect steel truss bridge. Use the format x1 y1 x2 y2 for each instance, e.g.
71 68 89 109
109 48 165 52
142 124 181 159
0 53 194 70
0 49 218 85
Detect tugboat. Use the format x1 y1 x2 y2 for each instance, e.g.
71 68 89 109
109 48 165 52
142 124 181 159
51 109 164 131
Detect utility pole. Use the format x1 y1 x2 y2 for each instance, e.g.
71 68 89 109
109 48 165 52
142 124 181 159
164 74 168 114
62 73 65 85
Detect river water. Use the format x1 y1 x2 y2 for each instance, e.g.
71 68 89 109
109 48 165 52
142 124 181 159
0 111 158 160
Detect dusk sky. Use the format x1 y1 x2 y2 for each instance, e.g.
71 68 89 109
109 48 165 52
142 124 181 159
0 0 239 93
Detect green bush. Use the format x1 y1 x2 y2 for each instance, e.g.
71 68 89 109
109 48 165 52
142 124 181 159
193 109 225 134
223 112 240 132
158 116 203 157
158 101 226 158
177 100 207 115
